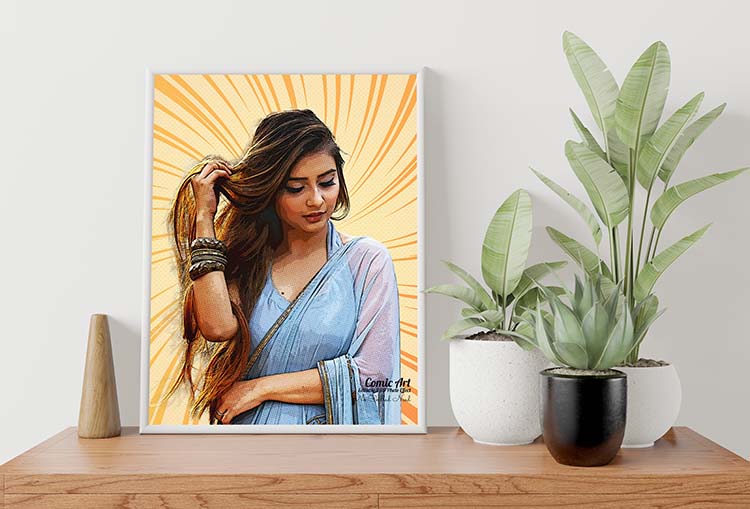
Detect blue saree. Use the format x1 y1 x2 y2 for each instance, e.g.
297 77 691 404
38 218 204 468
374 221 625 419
231 220 401 425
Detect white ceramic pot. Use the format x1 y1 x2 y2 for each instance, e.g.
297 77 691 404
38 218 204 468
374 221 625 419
618 364 682 448
450 337 549 445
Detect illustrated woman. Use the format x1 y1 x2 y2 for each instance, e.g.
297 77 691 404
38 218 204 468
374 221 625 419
166 109 401 425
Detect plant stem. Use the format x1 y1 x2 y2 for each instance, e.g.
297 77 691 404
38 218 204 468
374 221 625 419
629 346 639 364
636 187 653 275
604 138 621 284
612 226 622 283
608 227 617 282
629 241 635 295
647 182 669 261
652 228 663 260
644 227 656 265
624 149 636 306
502 293 508 331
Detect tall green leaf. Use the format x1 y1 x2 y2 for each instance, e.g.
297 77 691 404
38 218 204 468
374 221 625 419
424 284 485 311
570 109 606 160
650 169 749 230
531 167 602 245
607 126 631 180
659 103 727 183
563 32 619 140
581 303 610 366
532 306 557 362
505 327 538 350
615 42 671 149
631 308 666 354
634 224 711 301
556 342 589 369
595 304 634 369
565 141 630 227
477 309 504 328
460 308 505 329
637 93 704 190
442 317 484 340
514 286 566 314
461 307 479 318
481 189 533 299
512 261 568 302
634 294 660 338
442 260 496 310
546 227 613 280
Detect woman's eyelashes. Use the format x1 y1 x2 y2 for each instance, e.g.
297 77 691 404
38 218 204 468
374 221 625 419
285 179 336 194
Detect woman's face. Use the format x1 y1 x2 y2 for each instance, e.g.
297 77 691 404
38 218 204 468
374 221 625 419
275 151 341 236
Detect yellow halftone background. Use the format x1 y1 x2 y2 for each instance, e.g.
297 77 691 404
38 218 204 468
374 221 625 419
148 74 419 426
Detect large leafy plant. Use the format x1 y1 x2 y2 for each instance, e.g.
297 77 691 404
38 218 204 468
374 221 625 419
425 189 565 347
518 273 661 370
532 32 748 363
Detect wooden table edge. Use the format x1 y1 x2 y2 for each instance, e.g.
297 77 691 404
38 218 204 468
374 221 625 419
3 426 750 498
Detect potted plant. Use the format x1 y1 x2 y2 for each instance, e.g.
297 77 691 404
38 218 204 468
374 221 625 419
425 189 564 445
518 273 647 466
530 31 748 447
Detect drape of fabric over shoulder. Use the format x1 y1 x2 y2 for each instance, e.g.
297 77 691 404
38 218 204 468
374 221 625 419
318 234 401 425
232 221 401 425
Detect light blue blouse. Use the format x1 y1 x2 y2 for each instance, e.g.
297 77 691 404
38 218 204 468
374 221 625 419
231 220 401 425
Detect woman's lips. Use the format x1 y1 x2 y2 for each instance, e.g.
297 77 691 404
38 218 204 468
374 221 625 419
303 212 325 223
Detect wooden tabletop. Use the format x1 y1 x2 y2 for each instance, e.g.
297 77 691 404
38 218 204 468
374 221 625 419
2 426 750 508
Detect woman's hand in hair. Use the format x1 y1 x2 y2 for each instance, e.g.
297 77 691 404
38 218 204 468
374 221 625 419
215 378 267 424
191 161 233 220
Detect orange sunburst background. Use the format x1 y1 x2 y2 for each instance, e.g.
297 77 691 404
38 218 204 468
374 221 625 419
148 74 419 426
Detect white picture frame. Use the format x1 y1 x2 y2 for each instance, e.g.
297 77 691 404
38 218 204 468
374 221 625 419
140 70 425 434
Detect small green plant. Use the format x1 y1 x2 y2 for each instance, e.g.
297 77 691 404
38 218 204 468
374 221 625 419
516 272 663 370
425 189 565 347
531 32 748 362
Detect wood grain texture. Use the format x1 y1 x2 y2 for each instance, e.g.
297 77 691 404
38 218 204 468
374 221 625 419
3 426 748 476
2 426 750 507
78 315 120 439
6 472 750 496
380 494 750 507
5 494 377 508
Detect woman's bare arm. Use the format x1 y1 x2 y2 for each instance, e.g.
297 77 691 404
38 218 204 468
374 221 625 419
216 369 324 423
189 160 239 342
191 213 239 342
259 368 324 405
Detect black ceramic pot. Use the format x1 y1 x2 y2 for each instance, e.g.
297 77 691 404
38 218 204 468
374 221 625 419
540 368 627 467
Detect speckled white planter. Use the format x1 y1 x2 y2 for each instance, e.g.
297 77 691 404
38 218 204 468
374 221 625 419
618 364 682 448
450 338 549 445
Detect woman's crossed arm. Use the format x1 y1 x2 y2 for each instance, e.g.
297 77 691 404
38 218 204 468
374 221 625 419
215 369 325 424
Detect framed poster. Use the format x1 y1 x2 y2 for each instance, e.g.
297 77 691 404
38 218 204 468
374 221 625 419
140 72 424 433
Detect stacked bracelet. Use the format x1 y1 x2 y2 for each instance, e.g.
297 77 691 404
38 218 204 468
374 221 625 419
189 259 226 280
190 248 228 265
189 238 227 281
191 237 227 253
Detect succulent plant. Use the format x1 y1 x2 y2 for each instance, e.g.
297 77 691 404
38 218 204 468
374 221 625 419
515 272 663 371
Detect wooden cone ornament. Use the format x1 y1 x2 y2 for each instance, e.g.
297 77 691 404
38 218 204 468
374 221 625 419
78 314 121 438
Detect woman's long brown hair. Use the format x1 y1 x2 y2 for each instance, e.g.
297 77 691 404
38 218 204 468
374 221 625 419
163 109 350 423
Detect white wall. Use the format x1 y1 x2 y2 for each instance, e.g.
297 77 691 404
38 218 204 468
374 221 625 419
2 0 749 462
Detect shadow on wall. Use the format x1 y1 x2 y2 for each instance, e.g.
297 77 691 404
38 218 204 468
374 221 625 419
422 67 460 426
107 315 141 426
651 111 750 458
